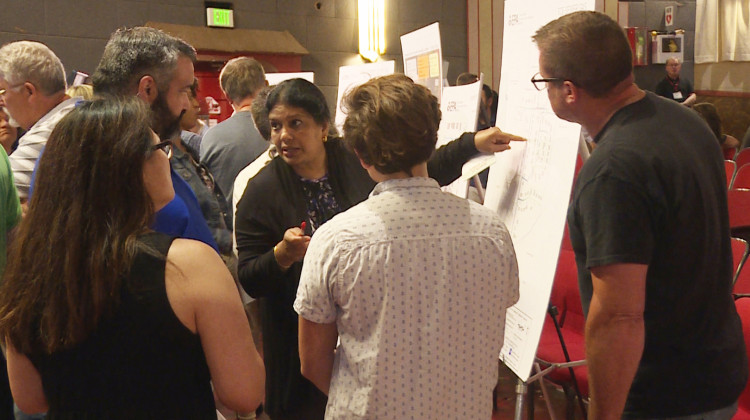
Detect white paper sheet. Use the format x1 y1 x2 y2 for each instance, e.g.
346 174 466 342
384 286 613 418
265 72 315 86
484 0 596 382
437 79 483 198
401 22 443 103
333 61 395 133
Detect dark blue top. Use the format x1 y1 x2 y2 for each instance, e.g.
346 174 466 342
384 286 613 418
31 232 216 419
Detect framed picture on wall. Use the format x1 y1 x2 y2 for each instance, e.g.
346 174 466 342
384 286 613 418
652 33 684 64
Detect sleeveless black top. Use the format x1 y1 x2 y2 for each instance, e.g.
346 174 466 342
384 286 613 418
30 232 215 419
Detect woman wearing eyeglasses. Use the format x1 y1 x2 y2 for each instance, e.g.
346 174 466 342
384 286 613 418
0 97 265 419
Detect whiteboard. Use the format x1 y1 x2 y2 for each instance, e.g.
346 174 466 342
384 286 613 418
334 61 395 133
401 22 443 103
484 0 596 382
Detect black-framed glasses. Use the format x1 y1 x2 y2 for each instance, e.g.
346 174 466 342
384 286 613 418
530 73 565 91
152 140 173 159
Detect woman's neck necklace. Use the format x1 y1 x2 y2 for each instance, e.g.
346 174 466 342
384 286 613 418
293 153 327 180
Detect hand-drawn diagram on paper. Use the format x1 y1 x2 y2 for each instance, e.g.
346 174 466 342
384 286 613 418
483 0 596 382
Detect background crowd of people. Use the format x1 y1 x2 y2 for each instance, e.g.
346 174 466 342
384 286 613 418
0 9 747 420
0 21 523 420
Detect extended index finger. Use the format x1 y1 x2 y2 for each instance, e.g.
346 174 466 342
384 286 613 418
502 132 527 142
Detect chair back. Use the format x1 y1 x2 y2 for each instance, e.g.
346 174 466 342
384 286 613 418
724 146 738 161
733 237 749 287
727 160 738 188
728 189 750 231
736 149 750 171
734 165 750 190
550 249 584 332
734 298 750 413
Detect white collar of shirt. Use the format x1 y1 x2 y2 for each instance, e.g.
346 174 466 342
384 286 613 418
370 177 440 198
27 96 82 133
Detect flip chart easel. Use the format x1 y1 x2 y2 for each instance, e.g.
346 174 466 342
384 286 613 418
483 0 597 416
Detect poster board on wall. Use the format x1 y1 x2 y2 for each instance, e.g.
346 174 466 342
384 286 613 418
401 22 443 103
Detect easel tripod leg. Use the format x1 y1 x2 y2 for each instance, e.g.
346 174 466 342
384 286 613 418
514 379 527 420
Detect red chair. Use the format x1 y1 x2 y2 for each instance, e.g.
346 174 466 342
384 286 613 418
536 248 588 418
734 165 750 190
727 160 738 188
736 149 750 171
728 189 750 233
732 298 750 419
725 146 739 161
732 238 749 287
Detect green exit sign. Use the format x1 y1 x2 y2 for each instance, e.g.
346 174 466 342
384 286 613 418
206 7 234 28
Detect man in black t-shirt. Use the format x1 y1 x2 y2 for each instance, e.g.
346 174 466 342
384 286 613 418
533 11 747 419
654 57 697 106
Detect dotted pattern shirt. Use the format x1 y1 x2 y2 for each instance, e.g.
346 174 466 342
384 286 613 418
9 97 79 199
295 177 519 420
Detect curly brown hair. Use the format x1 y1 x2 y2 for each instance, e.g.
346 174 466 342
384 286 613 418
342 74 440 175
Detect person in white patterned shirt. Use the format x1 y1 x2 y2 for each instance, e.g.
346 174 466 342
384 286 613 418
295 74 520 419
0 41 80 208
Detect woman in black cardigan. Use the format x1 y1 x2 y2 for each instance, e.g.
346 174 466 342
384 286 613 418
234 78 522 420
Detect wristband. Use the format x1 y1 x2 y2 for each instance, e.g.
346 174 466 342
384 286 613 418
273 245 292 270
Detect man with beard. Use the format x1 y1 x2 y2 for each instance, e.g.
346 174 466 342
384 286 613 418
92 27 218 251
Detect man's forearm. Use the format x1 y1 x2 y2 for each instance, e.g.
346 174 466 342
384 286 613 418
683 93 697 107
298 318 338 395
585 298 644 420
301 350 335 395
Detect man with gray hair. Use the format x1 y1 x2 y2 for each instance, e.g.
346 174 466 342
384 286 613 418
200 57 268 213
0 41 79 204
533 11 746 418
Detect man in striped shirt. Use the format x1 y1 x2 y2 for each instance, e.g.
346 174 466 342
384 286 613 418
0 41 79 209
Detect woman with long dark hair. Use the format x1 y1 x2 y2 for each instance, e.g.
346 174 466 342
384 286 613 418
0 97 264 419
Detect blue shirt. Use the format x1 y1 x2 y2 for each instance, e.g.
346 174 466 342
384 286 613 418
154 169 219 253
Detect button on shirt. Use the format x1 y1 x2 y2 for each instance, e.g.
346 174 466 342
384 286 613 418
9 96 80 199
295 177 519 420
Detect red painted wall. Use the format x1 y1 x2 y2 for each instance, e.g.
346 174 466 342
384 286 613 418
194 52 303 124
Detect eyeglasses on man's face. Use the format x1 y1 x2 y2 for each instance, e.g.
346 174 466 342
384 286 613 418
530 73 566 91
0 83 26 97
151 140 173 159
